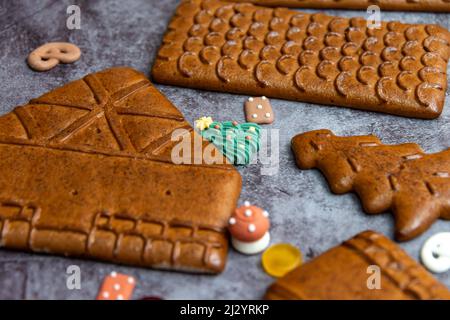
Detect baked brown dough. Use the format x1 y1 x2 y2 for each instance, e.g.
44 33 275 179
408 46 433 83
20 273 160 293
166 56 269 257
152 0 450 119
227 0 450 12
0 67 242 274
265 231 450 300
291 130 450 241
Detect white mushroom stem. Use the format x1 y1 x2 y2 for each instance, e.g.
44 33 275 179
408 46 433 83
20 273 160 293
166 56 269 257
231 232 270 255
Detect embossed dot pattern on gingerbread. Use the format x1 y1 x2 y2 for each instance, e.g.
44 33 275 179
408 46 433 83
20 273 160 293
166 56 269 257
152 0 450 119
227 0 450 12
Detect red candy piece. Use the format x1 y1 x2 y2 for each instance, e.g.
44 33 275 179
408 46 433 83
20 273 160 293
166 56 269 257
96 272 136 300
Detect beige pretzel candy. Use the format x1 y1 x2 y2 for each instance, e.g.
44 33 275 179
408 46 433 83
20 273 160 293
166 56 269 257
27 42 81 71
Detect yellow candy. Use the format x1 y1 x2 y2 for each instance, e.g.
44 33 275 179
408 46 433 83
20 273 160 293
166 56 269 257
262 243 302 278
195 116 213 131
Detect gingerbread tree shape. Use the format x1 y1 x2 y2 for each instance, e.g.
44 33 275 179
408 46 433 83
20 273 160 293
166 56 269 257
292 130 450 241
153 0 450 119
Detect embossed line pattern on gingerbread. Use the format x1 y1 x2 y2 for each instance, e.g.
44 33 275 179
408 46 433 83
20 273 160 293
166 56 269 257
0 200 227 272
291 130 450 241
227 0 450 12
9 68 210 164
265 231 450 300
0 67 241 274
152 0 450 119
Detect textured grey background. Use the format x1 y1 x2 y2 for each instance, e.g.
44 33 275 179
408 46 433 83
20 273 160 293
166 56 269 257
0 0 448 300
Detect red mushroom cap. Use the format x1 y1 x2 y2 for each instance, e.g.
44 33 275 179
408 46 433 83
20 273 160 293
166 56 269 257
228 203 270 242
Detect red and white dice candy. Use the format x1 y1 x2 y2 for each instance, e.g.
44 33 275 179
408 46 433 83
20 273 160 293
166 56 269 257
228 202 270 255
96 272 136 300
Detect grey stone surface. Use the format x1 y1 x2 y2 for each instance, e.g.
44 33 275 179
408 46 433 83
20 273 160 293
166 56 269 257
0 0 449 300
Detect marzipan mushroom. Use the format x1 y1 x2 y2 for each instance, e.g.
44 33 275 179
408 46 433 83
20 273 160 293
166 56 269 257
228 202 270 255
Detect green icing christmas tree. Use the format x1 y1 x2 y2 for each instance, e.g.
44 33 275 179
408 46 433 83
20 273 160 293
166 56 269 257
199 120 261 165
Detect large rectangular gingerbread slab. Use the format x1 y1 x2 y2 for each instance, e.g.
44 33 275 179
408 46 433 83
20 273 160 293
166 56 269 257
152 0 450 119
227 0 450 12
0 67 242 274
265 231 450 300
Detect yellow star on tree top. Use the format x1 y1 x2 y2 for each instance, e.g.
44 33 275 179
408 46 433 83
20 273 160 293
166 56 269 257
195 116 214 131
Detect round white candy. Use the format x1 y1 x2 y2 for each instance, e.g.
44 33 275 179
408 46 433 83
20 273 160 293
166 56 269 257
248 224 256 233
229 217 236 225
257 104 263 109
245 209 252 217
249 97 254 102
252 114 258 118
265 113 271 118
421 232 450 273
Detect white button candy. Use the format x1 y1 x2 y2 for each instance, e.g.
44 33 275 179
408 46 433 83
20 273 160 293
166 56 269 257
421 232 450 273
